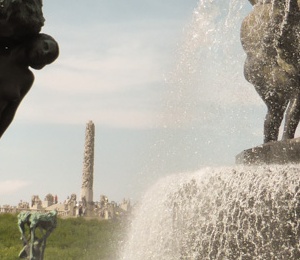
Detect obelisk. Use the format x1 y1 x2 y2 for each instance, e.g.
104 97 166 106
80 121 95 215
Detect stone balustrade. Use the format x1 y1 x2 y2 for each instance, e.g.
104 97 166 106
0 207 68 216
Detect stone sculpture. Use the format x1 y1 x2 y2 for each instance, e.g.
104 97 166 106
80 121 95 216
0 0 59 138
241 0 300 143
18 210 57 260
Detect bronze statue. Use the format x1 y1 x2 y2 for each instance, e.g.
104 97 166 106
0 0 44 39
0 0 59 138
241 0 300 143
18 211 57 260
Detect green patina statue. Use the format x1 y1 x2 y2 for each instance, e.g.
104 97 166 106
241 0 300 143
18 211 57 260
0 0 59 138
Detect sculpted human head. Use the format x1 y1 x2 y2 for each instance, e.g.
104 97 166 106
27 33 59 70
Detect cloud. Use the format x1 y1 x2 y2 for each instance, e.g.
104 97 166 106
17 101 160 129
35 50 164 95
12 0 254 131
0 180 31 195
42 19 181 93
12 15 184 129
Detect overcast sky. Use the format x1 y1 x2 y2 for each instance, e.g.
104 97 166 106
0 0 277 206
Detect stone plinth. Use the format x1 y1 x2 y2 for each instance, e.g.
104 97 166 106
236 137 300 165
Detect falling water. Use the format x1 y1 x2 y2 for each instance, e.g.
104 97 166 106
151 0 256 172
120 0 300 259
121 165 300 259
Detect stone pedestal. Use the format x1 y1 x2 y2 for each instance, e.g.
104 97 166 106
236 137 300 165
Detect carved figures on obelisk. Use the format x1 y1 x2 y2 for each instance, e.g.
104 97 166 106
80 121 95 215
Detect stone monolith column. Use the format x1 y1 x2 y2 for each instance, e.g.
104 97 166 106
80 121 95 216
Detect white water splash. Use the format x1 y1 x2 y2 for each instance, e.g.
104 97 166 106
120 0 300 258
120 165 300 259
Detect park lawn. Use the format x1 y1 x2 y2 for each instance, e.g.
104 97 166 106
0 213 126 260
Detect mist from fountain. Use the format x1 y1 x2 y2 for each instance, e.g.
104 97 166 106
120 0 300 259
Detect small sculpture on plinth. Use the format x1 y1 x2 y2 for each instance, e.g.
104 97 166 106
18 210 57 260
0 0 59 138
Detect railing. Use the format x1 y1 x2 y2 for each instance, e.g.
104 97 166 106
0 207 20 214
0 207 70 216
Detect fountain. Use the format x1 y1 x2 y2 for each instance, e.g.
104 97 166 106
121 166 300 259
120 0 300 259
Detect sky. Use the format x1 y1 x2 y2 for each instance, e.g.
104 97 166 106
0 0 285 206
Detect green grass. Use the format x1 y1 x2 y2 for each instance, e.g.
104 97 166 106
0 214 126 260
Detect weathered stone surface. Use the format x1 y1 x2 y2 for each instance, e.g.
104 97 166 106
80 121 95 216
236 137 300 165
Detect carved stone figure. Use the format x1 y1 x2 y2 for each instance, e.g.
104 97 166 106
44 193 53 203
18 200 30 209
70 193 77 202
31 195 42 208
0 0 59 138
241 0 300 143
18 210 57 260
